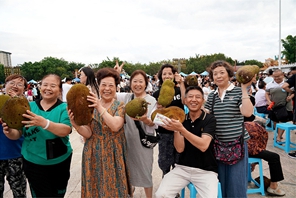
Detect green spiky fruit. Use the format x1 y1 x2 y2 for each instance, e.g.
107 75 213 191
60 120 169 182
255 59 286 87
66 84 94 125
236 65 259 84
158 79 175 107
184 75 198 87
1 96 30 129
0 95 10 117
151 106 185 123
125 98 149 118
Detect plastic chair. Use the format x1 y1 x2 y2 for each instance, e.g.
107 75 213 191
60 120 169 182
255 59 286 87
274 122 296 153
247 157 265 195
180 182 222 198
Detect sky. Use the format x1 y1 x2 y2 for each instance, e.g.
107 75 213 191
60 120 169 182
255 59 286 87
1 0 296 66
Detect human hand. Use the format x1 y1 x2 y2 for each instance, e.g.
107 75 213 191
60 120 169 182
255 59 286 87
174 72 183 84
114 60 125 73
241 74 257 88
22 110 48 128
161 118 183 132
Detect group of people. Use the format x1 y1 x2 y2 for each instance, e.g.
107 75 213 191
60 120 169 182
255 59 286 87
0 60 290 198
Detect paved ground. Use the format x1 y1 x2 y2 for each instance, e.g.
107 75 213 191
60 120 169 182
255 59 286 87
4 127 296 197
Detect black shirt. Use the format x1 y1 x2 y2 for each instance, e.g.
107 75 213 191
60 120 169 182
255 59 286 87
178 111 218 173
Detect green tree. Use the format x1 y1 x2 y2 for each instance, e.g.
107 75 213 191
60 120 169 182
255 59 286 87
282 35 296 63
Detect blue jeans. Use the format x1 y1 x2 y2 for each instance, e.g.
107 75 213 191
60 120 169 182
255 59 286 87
218 141 248 198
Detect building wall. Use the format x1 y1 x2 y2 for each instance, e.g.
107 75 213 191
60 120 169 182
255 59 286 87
0 51 12 67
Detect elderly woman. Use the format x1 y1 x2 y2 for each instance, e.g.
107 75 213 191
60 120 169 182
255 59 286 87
3 74 73 197
0 74 27 198
68 67 131 197
204 60 254 198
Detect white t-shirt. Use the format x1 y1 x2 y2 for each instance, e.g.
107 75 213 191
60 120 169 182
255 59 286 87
62 83 73 102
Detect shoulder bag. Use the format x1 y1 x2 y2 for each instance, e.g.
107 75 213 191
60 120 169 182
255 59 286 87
131 94 160 149
211 94 245 165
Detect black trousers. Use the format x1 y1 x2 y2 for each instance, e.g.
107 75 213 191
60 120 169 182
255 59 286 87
250 150 284 182
23 154 72 198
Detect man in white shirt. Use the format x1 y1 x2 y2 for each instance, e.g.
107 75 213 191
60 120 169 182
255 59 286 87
62 78 73 102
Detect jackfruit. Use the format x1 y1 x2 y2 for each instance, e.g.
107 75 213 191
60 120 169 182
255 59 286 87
125 97 150 118
184 75 198 88
1 96 30 129
151 106 185 123
158 79 175 107
66 84 94 125
235 65 259 84
0 95 10 117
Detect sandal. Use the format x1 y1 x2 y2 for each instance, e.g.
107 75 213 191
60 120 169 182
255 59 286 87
267 186 285 196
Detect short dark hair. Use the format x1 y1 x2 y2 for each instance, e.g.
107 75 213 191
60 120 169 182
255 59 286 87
185 86 204 97
96 68 120 86
65 77 72 82
207 60 234 81
130 70 149 89
157 63 178 86
5 74 28 89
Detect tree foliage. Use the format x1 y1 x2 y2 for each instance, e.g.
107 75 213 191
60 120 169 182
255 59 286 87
282 35 296 63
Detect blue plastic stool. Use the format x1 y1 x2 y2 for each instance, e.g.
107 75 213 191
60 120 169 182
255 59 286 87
274 122 296 153
254 108 266 119
254 108 273 131
265 118 274 131
180 182 222 198
247 157 265 196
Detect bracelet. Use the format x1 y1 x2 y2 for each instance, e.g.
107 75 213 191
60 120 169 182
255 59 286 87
100 108 106 116
241 96 250 99
43 119 50 130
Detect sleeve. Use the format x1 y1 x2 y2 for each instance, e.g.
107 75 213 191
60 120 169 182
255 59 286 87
202 114 216 138
204 92 214 112
286 74 296 88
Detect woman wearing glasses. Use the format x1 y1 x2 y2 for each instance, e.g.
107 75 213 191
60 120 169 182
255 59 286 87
0 74 27 198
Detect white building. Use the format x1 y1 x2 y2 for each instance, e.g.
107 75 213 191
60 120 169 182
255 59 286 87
0 50 12 67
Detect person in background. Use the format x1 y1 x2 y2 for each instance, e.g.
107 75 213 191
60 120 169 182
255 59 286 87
116 69 157 198
2 74 73 197
62 77 73 102
202 81 211 101
0 74 27 198
254 79 270 114
265 69 293 142
79 67 100 97
68 68 131 197
282 71 296 159
204 60 254 198
152 64 184 177
155 86 218 198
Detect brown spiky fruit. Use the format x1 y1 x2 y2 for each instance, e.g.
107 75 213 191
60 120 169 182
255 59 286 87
0 95 10 117
1 96 30 129
184 75 198 88
151 106 185 123
66 84 94 125
235 65 259 84
125 98 150 118
158 79 175 107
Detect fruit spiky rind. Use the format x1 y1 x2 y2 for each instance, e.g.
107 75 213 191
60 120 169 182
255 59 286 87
1 96 30 129
66 84 94 125
125 98 150 118
158 79 175 107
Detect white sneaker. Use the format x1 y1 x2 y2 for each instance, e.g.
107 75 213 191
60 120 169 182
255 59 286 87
267 186 285 196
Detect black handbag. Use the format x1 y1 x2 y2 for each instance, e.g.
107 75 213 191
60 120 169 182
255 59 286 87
130 94 160 149
211 94 245 165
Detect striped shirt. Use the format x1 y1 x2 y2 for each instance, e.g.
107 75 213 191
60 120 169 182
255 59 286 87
205 84 250 142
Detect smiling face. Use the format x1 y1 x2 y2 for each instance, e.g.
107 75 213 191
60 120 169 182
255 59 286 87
185 89 204 112
161 67 174 82
99 76 116 101
5 77 26 96
40 75 61 101
130 73 146 96
212 66 230 88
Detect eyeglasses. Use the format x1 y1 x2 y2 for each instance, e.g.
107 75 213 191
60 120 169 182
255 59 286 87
7 81 24 88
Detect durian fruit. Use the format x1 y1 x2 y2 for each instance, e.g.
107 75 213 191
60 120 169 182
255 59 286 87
235 65 259 84
66 84 94 125
151 106 185 123
125 98 150 118
1 96 30 129
0 95 10 117
158 79 175 107
184 75 198 88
